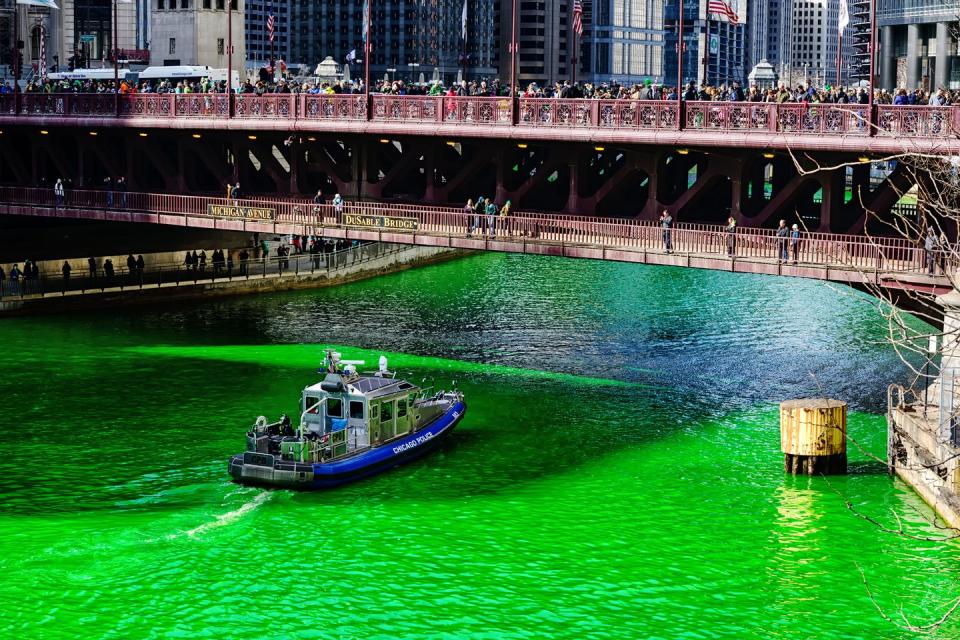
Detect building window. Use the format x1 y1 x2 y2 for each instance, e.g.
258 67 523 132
203 0 210 7
169 37 176 55
181 0 189 8
158 0 164 8
217 38 224 55
216 0 223 8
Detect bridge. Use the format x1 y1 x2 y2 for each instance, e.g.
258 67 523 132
0 95 954 231
0 187 949 309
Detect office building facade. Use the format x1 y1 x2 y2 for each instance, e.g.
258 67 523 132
878 0 959 90
245 0 289 69
1 0 139 79
662 0 746 88
150 0 245 69
292 1 496 87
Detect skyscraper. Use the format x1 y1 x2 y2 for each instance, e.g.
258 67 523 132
663 0 745 88
292 1 496 86
745 0 783 73
589 0 665 85
246 0 291 69
783 0 844 87
877 0 957 91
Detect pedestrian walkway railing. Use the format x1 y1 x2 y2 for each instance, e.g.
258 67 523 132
0 242 403 300
0 185 950 279
0 93 957 140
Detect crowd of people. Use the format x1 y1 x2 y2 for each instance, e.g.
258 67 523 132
3 74 959 107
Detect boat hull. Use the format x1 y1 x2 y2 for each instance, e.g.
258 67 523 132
229 400 465 489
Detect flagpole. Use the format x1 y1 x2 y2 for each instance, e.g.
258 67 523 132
677 0 684 111
867 0 876 130
269 3 275 79
836 31 842 87
227 0 233 116
363 0 371 94
510 0 517 99
113 0 119 92
704 16 710 87
13 2 19 108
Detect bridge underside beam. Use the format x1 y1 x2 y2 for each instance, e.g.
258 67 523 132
0 126 925 233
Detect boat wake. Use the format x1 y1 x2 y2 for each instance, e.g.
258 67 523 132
176 491 273 539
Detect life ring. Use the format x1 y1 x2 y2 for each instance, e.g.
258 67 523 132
255 416 268 429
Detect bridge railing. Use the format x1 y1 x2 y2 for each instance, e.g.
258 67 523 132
3 93 960 140
876 105 959 138
301 94 368 121
0 186 935 275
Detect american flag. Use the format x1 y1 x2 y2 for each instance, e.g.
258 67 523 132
572 0 583 38
267 13 275 43
707 0 739 25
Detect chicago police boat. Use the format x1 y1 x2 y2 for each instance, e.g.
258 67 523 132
229 351 466 489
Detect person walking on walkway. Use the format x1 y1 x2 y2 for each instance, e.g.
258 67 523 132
117 176 128 209
332 193 344 224
775 219 789 263
790 224 801 264
464 199 474 235
925 227 937 274
8 264 20 295
61 261 71 288
226 182 233 200
726 217 737 257
473 197 485 235
54 179 65 209
485 199 498 236
87 257 97 279
239 249 249 276
104 177 114 208
499 200 511 236
660 209 673 253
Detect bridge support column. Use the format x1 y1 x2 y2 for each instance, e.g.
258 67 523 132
423 144 437 203
494 149 511 205
819 170 844 232
76 146 86 188
564 162 581 214
729 158 745 221
289 142 300 195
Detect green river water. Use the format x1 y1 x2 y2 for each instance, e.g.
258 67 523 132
2 253 958 639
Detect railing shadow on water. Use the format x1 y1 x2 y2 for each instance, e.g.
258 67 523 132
0 242 400 301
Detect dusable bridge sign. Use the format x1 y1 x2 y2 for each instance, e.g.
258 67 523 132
344 213 419 231
207 203 276 221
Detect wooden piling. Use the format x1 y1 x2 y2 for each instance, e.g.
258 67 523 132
780 398 847 475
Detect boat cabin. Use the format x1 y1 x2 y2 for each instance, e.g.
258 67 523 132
301 373 420 457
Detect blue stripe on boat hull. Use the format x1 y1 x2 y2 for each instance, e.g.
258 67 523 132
309 401 465 488
229 401 465 490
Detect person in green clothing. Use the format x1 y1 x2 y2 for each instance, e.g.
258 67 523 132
499 200 511 236
485 200 498 236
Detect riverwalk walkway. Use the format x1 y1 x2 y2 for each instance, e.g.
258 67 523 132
0 242 410 302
